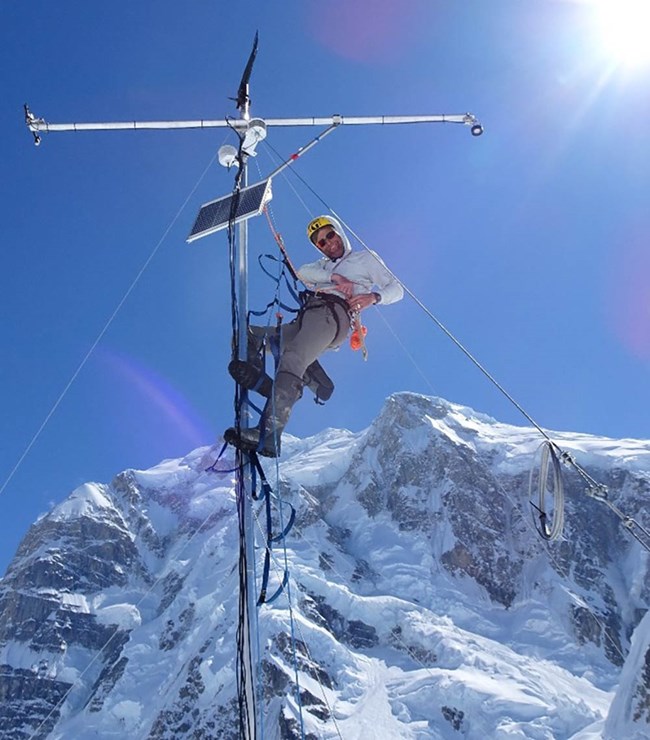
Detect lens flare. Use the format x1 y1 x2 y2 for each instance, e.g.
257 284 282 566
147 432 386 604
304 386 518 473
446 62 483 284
606 236 650 362
98 349 213 451
305 0 425 63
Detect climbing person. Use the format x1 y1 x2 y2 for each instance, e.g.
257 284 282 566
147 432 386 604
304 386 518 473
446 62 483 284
224 215 404 457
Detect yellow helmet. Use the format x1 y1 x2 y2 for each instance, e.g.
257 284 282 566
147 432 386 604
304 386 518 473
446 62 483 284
307 215 334 244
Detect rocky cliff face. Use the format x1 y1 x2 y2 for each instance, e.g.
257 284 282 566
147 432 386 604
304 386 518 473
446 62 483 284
0 392 649 739
605 608 650 740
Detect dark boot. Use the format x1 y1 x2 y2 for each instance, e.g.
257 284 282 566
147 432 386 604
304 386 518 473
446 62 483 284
230 358 334 403
228 359 273 397
224 371 304 457
303 360 334 402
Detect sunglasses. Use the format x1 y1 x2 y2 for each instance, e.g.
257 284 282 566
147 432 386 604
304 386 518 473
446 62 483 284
317 230 338 248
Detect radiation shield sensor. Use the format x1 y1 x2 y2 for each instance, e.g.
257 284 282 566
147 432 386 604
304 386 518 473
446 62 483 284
187 178 273 243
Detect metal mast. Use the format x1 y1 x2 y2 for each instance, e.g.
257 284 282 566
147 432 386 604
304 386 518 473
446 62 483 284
234 33 261 740
23 34 483 739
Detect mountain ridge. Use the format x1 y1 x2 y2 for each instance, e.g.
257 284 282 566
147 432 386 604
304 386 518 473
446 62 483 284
1 392 649 739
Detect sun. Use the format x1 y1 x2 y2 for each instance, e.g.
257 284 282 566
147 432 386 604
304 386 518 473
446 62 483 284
595 0 650 67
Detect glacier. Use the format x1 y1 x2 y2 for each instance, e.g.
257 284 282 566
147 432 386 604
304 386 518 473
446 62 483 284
0 392 649 739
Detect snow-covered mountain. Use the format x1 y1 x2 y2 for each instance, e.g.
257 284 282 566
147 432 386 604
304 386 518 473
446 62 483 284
1 392 649 739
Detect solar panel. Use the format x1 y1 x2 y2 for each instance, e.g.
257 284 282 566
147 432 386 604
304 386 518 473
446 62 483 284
187 178 273 243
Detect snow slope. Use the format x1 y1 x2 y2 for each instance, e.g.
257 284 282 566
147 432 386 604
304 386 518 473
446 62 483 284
0 392 649 739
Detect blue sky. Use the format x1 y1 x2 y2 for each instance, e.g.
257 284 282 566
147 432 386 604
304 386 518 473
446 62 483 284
1 0 649 574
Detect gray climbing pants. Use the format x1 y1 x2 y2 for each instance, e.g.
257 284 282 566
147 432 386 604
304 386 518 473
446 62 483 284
249 294 350 383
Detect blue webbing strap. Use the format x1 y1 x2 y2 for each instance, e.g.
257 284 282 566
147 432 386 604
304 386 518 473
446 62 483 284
271 504 296 543
258 253 302 307
204 441 230 473
242 395 265 419
250 453 296 606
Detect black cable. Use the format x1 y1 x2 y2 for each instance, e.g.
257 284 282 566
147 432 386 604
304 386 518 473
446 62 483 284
226 132 257 739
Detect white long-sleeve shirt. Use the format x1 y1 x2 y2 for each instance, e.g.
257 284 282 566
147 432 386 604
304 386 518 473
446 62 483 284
297 249 404 305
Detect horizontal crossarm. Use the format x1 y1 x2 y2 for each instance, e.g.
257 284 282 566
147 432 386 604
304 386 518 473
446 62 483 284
25 106 482 138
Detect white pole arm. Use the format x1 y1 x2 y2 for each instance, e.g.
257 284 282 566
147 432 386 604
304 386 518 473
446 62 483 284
24 106 483 143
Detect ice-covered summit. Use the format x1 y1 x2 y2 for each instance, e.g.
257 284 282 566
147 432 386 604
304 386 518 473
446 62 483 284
0 392 649 739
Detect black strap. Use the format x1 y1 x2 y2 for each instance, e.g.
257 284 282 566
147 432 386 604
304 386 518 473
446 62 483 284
297 291 350 341
248 299 298 319
299 289 350 314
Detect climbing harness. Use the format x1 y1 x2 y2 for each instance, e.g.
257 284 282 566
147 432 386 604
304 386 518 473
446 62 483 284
296 289 351 348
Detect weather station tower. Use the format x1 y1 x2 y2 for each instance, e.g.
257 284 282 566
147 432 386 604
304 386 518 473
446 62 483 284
24 33 484 738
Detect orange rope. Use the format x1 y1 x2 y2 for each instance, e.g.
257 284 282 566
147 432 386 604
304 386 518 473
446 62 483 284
263 207 301 281
350 311 368 360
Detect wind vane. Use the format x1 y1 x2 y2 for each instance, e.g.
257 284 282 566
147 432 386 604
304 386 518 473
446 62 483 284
23 32 483 739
